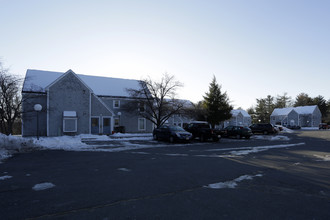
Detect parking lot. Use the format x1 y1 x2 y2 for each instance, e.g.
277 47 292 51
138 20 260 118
1 130 330 219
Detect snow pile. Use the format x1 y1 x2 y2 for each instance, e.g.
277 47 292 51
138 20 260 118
32 182 56 191
35 136 89 150
0 133 156 162
0 134 103 162
0 133 36 163
205 174 263 189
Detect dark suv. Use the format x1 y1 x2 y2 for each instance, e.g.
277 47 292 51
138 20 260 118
221 126 253 139
250 123 277 135
184 121 221 142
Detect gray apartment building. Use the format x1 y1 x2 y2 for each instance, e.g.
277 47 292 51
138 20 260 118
21 69 153 137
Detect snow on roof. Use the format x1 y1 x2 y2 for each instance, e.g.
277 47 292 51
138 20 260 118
231 109 251 118
294 105 318 114
271 105 318 116
271 107 295 116
22 69 142 97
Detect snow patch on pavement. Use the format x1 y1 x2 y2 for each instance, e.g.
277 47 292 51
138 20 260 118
301 127 319 130
117 168 131 172
251 135 290 141
111 133 152 139
229 143 305 156
0 175 12 180
32 182 56 191
205 174 263 189
313 154 330 161
206 143 305 156
164 153 189 157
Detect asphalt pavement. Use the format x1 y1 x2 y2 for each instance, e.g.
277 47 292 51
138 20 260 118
1 131 330 219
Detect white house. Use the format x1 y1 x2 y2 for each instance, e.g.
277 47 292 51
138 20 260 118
270 105 322 127
223 109 252 128
166 100 194 128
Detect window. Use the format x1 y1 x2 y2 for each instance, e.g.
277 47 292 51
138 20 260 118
63 111 77 132
91 118 99 127
113 100 120 108
114 118 120 127
138 118 146 131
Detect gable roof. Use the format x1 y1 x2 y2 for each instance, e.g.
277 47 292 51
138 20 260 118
22 69 142 97
294 105 318 115
271 105 318 116
231 109 251 118
271 107 295 116
45 69 93 92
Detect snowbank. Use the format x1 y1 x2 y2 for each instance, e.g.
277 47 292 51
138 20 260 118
0 133 153 163
0 133 37 163
35 136 89 150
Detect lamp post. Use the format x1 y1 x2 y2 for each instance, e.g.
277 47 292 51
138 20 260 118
34 104 42 140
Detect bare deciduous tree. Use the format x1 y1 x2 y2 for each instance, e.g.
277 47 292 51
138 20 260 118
0 63 22 135
126 73 184 128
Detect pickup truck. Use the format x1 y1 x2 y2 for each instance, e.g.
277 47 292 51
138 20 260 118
184 121 221 142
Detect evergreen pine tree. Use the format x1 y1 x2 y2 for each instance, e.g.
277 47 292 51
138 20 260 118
203 76 233 128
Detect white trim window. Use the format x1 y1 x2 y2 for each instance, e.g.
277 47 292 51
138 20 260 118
63 111 78 133
113 100 120 108
138 118 146 131
63 118 78 132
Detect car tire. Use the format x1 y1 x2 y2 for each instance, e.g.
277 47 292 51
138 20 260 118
236 134 241 139
169 136 174 143
263 131 268 135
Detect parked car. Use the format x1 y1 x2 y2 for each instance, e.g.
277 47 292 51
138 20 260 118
286 125 301 130
153 125 193 143
221 126 253 139
250 123 277 135
319 123 329 129
184 121 221 142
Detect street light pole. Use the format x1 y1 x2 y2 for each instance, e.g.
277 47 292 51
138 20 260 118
34 104 42 140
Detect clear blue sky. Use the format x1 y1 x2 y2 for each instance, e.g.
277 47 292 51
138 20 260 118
1 0 330 109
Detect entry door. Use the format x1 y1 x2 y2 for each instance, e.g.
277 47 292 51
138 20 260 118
103 117 111 135
91 117 100 134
